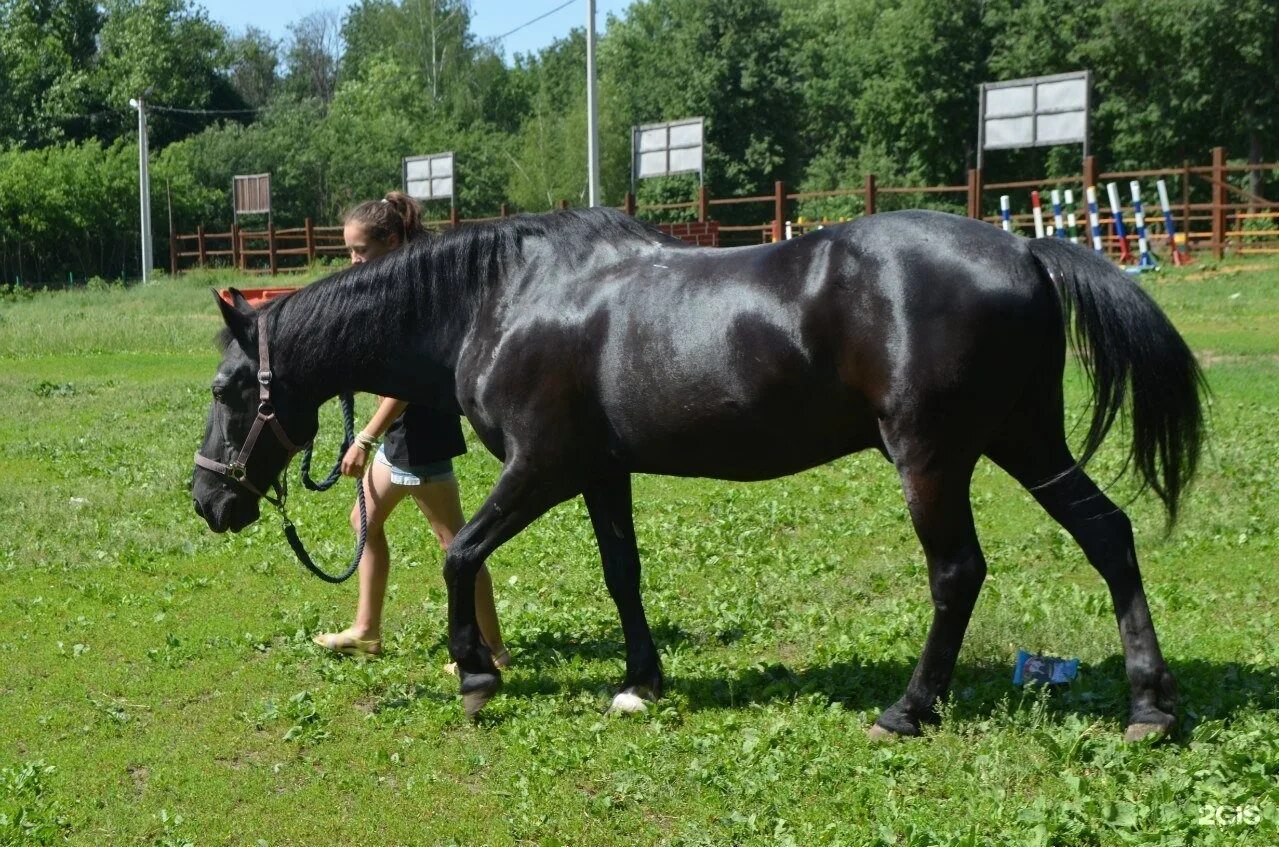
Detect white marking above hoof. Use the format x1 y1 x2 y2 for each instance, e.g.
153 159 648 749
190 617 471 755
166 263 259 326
608 691 649 715
1123 721 1172 743
867 723 900 743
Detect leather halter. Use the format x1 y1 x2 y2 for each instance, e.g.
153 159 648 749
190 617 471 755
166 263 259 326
194 312 305 506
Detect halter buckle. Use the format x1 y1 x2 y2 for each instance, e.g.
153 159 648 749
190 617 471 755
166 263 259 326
228 463 246 480
258 369 272 386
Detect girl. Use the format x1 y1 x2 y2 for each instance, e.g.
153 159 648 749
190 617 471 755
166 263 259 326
311 192 510 672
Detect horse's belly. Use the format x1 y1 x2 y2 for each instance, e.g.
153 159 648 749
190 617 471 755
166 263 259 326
615 388 881 481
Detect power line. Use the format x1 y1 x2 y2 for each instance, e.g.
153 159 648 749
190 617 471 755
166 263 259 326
149 104 263 116
46 110 118 122
481 0 577 46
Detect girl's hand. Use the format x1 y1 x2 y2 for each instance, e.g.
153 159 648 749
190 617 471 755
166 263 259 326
341 442 370 477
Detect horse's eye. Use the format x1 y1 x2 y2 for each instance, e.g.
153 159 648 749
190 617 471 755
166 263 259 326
211 386 223 403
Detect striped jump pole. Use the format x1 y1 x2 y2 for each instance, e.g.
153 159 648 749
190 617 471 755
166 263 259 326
1064 189 1080 244
1030 190 1046 238
999 195 1012 233
1129 181 1157 271
1085 186 1104 253
1157 178 1193 266
1050 190 1066 238
1106 182 1136 264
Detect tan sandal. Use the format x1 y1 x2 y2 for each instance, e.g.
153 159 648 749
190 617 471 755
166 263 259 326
444 647 511 677
312 630 382 658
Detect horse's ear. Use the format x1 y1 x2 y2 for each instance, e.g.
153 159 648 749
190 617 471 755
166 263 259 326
213 288 255 351
227 287 254 312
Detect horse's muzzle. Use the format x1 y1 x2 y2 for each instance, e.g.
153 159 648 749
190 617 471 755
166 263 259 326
194 496 228 533
193 493 258 533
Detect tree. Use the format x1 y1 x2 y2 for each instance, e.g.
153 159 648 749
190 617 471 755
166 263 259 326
0 0 104 147
340 0 519 129
602 0 799 213
283 9 342 103
93 0 243 147
504 31 590 210
226 26 280 109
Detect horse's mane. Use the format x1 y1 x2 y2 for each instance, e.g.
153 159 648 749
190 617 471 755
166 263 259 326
260 207 676 336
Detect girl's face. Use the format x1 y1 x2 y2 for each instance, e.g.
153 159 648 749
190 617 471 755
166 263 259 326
344 222 400 264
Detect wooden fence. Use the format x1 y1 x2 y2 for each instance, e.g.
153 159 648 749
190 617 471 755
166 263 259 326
172 146 1279 275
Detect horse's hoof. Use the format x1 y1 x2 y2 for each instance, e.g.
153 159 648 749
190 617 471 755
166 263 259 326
607 688 653 715
867 723 901 743
460 672 502 720
1124 719 1173 743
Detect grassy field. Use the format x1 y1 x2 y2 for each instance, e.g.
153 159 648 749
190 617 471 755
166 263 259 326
1 257 1277 846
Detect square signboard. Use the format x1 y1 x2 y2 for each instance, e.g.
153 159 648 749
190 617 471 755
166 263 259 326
403 152 455 202
233 173 271 215
979 71 1089 153
632 118 704 180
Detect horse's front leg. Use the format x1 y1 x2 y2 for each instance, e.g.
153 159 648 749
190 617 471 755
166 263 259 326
872 456 986 739
584 473 663 713
445 460 575 718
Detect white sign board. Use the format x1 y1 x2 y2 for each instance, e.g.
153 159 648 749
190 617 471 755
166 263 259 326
632 118 704 181
403 152 455 202
978 71 1090 168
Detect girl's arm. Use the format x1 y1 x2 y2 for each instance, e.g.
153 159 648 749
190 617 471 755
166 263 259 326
340 396 409 477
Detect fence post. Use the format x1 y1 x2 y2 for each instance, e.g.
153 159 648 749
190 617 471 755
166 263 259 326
773 180 786 242
864 173 876 216
967 168 983 219
197 225 207 268
1083 156 1098 192
1182 159 1191 245
268 223 278 276
1211 145 1226 259
169 230 178 276
500 203 509 218
304 217 315 263
559 199 569 211
698 184 709 223
624 192 636 216
450 205 461 228
231 224 241 271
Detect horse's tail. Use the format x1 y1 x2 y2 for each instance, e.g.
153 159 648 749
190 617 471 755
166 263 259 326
1026 237 1206 523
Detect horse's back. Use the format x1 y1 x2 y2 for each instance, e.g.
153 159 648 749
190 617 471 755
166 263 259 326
464 210 1062 480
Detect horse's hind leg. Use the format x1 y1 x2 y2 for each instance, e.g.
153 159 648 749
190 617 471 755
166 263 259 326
987 403 1177 742
872 449 987 739
583 473 663 713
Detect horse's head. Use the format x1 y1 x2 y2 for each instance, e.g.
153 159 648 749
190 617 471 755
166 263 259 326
192 290 318 533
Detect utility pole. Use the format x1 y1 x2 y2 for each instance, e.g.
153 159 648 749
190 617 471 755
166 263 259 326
129 91 154 282
585 0 601 207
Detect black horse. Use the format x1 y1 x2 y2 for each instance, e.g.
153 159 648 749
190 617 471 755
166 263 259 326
193 207 1203 740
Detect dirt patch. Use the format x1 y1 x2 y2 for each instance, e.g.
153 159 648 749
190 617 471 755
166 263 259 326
215 749 267 771
1195 351 1279 367
1184 262 1277 281
127 764 150 794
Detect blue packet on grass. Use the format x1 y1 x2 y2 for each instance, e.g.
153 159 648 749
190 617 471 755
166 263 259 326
1013 650 1080 685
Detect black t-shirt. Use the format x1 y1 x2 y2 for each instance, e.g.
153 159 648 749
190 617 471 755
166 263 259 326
382 403 467 467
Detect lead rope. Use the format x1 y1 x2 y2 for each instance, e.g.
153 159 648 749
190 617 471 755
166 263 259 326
278 393 367 584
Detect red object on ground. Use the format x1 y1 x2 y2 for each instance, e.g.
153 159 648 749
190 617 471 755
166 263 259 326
217 286 300 308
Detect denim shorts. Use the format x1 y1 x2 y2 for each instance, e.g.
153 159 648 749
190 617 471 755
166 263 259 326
374 447 456 486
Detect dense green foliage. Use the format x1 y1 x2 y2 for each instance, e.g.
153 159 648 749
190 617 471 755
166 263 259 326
2 0 1277 283
1 257 1278 844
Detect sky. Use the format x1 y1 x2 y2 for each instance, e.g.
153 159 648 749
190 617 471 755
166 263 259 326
203 0 637 63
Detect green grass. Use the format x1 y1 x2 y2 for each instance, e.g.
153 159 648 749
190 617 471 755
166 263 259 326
1 259 1277 846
